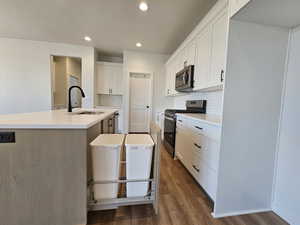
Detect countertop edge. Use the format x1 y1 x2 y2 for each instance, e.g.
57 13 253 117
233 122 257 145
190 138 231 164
0 109 118 130
176 113 222 127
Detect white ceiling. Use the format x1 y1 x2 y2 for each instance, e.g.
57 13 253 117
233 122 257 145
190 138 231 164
0 0 217 56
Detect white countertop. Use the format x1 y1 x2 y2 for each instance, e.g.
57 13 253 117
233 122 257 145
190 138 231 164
176 113 222 126
0 108 118 129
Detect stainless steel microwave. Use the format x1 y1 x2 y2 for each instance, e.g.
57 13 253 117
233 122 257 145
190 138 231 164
175 65 194 92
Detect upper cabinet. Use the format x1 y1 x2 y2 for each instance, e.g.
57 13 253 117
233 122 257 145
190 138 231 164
195 10 229 90
165 40 197 96
165 1 229 96
209 11 228 87
183 40 197 67
194 26 212 90
96 62 123 95
165 58 178 96
229 0 251 17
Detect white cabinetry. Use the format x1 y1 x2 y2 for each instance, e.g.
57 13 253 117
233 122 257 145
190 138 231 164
182 40 197 67
96 62 123 95
165 40 197 96
176 117 193 168
165 58 178 96
209 12 228 87
165 4 229 94
175 115 221 201
195 10 228 90
194 26 212 90
229 0 250 17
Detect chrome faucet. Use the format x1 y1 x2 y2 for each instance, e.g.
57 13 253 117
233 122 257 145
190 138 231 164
68 86 85 112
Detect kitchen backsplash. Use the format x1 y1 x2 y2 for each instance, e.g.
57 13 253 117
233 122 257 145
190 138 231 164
173 90 223 115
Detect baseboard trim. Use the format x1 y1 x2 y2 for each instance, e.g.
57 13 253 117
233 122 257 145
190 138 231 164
212 208 271 218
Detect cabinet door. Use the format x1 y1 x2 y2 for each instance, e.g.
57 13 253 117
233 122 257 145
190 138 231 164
210 12 228 87
230 0 251 17
166 58 177 96
194 26 212 90
175 126 185 161
176 120 192 169
111 65 123 95
165 63 172 96
96 64 111 95
186 40 196 66
171 57 179 95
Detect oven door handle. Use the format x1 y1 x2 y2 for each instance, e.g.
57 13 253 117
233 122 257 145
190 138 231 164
165 117 175 121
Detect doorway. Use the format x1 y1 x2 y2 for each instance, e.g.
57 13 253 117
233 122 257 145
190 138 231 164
129 73 152 133
50 56 82 109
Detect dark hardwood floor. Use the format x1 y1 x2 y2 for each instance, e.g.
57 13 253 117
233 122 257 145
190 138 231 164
88 145 288 225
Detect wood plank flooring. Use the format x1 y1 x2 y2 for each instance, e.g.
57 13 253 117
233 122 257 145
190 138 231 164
88 145 288 225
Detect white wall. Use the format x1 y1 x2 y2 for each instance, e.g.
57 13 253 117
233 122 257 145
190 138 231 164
273 27 300 225
214 20 289 217
123 50 173 133
173 90 223 115
0 38 95 115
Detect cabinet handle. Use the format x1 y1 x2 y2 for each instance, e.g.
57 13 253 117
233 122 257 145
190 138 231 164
195 126 203 130
220 70 224 82
194 143 202 149
192 165 200 172
178 120 182 122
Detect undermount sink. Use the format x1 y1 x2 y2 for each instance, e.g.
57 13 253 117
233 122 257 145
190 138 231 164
73 110 105 115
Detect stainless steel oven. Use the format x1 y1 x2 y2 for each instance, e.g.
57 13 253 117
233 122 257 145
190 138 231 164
163 100 207 158
175 65 194 92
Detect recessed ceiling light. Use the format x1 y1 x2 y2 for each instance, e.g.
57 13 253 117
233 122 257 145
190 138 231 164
136 42 142 47
84 36 92 42
139 1 148 11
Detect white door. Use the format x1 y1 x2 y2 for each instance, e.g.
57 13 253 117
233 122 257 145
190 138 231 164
129 74 152 133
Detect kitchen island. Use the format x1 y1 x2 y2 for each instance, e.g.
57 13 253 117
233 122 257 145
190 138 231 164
0 109 117 225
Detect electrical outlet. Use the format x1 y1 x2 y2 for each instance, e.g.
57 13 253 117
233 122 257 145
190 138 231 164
0 132 15 143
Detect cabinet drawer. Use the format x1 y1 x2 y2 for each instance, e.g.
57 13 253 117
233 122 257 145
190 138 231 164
191 152 217 200
188 119 221 141
192 136 220 172
199 162 217 200
176 116 189 127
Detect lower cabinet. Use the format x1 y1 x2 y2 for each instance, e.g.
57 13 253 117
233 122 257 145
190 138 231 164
101 115 115 134
175 115 221 201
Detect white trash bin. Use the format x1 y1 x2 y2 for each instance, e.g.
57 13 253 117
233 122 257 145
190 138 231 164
90 134 125 200
125 134 154 197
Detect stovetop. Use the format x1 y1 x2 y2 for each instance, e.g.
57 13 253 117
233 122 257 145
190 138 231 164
164 109 205 118
165 100 207 119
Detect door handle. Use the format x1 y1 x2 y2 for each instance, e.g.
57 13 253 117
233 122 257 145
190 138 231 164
194 126 203 130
